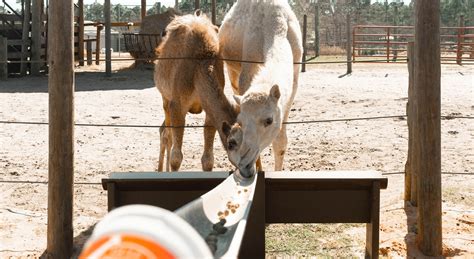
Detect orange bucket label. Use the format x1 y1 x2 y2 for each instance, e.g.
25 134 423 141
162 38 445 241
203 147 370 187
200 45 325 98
80 234 176 259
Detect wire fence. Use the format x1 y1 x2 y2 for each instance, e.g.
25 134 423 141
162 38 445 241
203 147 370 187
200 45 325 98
0 115 471 129
1 171 472 186
1 114 472 185
0 57 412 65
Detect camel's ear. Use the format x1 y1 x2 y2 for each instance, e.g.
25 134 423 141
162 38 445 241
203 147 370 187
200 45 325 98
233 95 242 105
222 121 232 137
194 9 202 16
270 84 280 101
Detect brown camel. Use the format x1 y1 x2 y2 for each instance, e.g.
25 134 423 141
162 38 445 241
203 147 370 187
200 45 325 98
154 10 239 172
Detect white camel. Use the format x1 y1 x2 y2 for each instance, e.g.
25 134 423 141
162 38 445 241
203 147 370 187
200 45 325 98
219 0 302 177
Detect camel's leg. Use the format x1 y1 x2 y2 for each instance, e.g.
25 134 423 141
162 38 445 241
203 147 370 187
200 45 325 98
157 120 166 171
169 100 186 171
272 125 288 171
158 120 172 172
201 115 216 171
165 129 171 171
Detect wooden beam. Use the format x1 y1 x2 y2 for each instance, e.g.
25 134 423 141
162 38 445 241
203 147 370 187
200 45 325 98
414 0 442 256
78 0 84 66
405 41 416 204
301 14 307 73
346 13 352 74
46 0 74 257
314 4 320 57
20 0 31 75
95 25 102 65
31 0 43 75
104 0 111 76
194 0 199 10
141 0 146 20
211 0 216 25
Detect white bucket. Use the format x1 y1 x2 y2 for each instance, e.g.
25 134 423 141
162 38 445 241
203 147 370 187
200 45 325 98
80 204 213 259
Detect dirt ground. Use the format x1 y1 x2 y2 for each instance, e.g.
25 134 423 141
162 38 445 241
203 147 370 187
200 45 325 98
0 59 472 258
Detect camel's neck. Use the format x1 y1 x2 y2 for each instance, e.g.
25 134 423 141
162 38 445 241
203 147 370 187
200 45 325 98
195 63 239 140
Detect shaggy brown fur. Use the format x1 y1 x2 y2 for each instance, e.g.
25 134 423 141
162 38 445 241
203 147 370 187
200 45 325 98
154 11 238 172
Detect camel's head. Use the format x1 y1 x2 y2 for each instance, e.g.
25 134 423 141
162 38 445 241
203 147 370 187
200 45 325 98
222 84 282 178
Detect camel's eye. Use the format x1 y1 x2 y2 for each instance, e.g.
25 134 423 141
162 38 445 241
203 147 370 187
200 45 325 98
263 117 273 127
228 139 237 150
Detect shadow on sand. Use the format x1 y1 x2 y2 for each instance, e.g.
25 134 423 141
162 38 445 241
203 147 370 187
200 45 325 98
0 66 155 93
38 224 96 259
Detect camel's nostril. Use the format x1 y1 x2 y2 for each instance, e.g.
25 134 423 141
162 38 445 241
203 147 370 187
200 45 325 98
245 163 252 170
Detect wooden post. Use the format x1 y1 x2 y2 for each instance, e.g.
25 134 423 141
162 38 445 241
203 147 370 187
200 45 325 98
301 14 307 73
346 13 352 74
78 0 84 66
194 0 199 10
405 41 416 204
105 0 112 76
414 0 442 256
46 0 74 257
0 37 7 80
175 0 179 10
386 27 390 63
141 0 146 20
86 40 92 65
31 0 43 75
95 25 102 65
456 15 464 65
211 0 216 25
314 4 320 57
157 2 161 14
20 0 31 76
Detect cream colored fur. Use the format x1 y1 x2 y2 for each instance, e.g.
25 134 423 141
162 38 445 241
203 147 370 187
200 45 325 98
219 0 302 177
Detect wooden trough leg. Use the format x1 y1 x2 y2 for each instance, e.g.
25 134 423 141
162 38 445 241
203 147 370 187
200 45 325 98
240 172 265 258
107 182 118 212
365 181 380 259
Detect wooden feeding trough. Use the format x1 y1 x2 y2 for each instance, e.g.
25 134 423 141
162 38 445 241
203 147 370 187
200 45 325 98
102 170 388 258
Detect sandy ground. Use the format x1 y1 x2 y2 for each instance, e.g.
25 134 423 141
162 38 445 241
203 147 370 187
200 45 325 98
0 59 473 258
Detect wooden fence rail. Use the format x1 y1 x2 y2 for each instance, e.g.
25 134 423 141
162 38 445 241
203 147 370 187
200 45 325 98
353 25 474 64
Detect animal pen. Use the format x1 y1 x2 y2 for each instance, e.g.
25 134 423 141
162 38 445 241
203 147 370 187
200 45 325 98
0 0 454 257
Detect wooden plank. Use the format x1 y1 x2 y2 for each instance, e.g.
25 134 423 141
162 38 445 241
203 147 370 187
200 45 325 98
46 0 74 257
266 190 370 223
414 0 442 255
